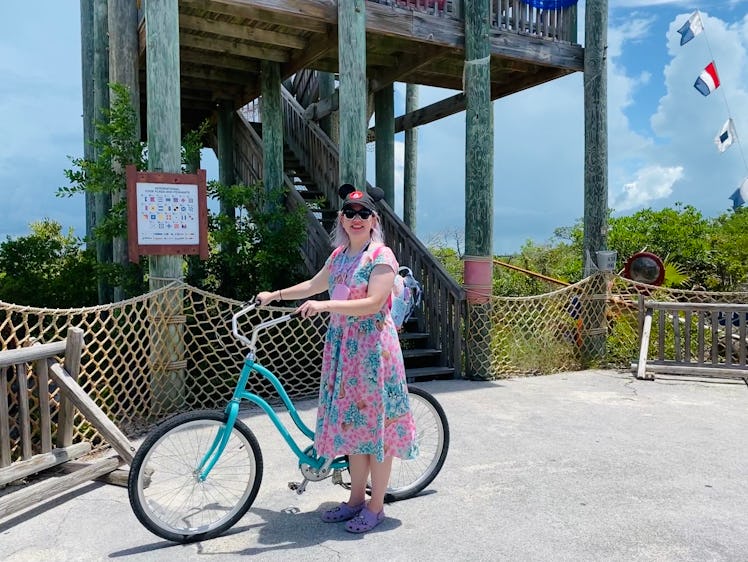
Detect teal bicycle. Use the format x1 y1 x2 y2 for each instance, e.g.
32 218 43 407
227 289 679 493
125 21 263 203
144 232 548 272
127 302 449 543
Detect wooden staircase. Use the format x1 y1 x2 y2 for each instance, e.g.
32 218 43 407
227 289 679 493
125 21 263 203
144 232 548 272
232 78 463 382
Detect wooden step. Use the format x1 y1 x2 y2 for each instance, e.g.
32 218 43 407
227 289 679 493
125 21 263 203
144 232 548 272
402 348 441 360
405 366 455 383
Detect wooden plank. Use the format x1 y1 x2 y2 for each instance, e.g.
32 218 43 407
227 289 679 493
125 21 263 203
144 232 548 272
636 308 653 380
711 311 719 365
684 310 692 364
672 309 681 363
0 367 10 467
0 341 66 369
16 362 33 461
0 443 91 486
697 310 706 365
57 329 83 449
59 462 129 487
632 362 748 380
740 313 747 367
48 362 135 465
644 301 748 312
35 358 52 454
657 310 665 362
0 456 120 520
181 0 333 33
179 13 308 49
179 32 290 62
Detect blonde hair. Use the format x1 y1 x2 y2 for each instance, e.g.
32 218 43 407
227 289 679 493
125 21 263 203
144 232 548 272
331 211 384 248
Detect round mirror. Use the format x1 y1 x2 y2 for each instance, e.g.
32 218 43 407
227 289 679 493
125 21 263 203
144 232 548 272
624 252 665 286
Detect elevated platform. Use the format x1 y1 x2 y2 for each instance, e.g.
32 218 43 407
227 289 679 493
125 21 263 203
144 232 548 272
137 0 584 131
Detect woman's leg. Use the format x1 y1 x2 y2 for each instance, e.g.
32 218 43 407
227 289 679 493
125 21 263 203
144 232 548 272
347 454 370 506
366 455 393 514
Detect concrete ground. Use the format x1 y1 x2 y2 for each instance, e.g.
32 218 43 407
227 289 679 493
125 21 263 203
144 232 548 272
2 369 748 562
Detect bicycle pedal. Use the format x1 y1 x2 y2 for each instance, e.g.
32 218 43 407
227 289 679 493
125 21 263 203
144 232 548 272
288 479 308 494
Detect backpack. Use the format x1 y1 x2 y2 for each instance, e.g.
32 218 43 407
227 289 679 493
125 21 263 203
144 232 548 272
331 245 423 330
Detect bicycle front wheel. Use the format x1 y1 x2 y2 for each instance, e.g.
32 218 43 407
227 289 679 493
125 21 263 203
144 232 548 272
128 410 263 543
385 385 449 501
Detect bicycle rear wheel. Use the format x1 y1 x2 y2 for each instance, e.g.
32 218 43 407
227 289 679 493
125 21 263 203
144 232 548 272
128 410 263 543
385 385 449 501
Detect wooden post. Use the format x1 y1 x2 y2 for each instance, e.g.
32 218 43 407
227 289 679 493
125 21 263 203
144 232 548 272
93 0 113 303
145 0 185 414
403 84 419 230
463 0 494 379
56 328 84 449
108 0 140 302
217 99 236 216
80 0 95 240
375 85 395 207
318 72 338 143
338 0 367 191
582 0 609 365
261 61 284 211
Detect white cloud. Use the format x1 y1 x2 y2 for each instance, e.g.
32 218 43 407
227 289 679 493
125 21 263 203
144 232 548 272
613 165 684 210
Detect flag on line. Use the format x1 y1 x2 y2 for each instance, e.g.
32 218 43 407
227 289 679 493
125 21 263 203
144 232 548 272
729 178 748 210
677 11 704 46
714 118 737 153
694 62 720 96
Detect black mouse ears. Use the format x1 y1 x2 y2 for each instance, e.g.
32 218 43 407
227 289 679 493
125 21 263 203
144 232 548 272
338 183 385 202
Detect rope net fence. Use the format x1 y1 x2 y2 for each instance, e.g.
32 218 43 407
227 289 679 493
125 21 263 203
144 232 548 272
2 275 745 460
464 273 748 379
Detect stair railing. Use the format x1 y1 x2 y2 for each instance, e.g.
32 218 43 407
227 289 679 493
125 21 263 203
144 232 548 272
234 111 331 275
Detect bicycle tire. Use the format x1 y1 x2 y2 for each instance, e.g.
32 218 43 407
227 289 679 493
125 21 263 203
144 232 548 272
128 410 263 543
384 385 449 502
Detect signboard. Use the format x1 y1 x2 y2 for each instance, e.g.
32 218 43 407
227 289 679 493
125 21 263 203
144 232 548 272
126 165 209 262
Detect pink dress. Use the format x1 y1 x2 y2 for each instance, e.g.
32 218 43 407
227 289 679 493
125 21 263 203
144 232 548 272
314 244 418 462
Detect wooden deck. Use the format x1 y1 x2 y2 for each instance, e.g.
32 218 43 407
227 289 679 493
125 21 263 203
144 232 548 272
137 0 584 130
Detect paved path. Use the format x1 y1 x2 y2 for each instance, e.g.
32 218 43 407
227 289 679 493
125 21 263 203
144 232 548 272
3 370 748 561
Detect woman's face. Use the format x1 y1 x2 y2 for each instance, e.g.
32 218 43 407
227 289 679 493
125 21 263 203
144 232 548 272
340 204 375 240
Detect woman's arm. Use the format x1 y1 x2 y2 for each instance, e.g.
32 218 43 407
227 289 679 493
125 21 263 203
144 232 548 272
256 264 330 305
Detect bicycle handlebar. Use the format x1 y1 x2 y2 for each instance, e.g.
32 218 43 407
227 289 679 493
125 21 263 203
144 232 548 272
231 301 297 350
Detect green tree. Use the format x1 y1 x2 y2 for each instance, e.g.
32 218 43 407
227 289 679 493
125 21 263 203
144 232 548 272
710 207 748 290
0 220 98 307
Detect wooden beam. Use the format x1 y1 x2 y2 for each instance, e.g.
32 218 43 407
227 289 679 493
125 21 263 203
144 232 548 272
180 32 290 62
0 341 66 368
369 47 448 92
282 31 337 78
48 361 136 465
179 13 307 49
180 61 257 84
0 443 91 486
180 0 332 33
0 456 121 520
179 49 260 73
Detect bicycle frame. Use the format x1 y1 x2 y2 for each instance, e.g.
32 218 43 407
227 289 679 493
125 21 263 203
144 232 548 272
197 303 346 481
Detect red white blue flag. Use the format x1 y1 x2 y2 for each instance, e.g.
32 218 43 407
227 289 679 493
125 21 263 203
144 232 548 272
677 11 704 46
694 62 720 96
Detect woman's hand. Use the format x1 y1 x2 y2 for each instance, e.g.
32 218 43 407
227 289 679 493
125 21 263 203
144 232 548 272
256 291 276 306
296 299 328 318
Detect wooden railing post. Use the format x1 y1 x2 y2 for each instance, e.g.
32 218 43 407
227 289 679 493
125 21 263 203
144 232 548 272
57 327 84 448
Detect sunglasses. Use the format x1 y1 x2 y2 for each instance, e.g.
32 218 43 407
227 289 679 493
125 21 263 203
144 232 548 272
341 208 373 220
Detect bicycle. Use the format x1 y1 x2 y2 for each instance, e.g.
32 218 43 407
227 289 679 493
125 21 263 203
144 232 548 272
127 302 450 543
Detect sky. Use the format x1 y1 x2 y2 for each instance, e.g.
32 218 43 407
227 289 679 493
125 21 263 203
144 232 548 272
2 1 748 255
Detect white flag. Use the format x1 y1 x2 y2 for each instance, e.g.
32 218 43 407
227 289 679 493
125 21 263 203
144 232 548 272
714 118 737 153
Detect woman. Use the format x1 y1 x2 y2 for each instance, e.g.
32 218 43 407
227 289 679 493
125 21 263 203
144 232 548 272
257 183 417 533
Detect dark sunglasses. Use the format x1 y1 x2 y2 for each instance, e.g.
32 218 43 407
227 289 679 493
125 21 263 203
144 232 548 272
341 208 373 220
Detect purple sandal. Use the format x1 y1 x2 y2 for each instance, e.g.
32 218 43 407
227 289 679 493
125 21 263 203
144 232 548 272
344 506 385 533
320 501 365 523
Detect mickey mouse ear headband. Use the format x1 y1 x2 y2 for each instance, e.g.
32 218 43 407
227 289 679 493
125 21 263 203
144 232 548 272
339 183 385 211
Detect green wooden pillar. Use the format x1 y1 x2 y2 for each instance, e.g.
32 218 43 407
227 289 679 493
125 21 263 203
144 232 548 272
80 0 95 241
463 0 494 379
582 0 609 365
217 99 236 220
374 85 395 207
338 0 367 192
108 0 140 302
93 0 112 303
403 84 419 230
145 0 185 414
260 61 284 211
318 72 338 142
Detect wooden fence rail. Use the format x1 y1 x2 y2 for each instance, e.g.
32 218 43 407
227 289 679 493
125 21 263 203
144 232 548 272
0 328 135 520
632 299 748 381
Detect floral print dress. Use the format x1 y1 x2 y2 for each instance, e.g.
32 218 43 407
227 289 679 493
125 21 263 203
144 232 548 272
314 244 418 463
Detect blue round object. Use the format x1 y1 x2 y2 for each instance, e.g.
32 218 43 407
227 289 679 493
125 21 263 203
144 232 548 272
522 0 579 9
